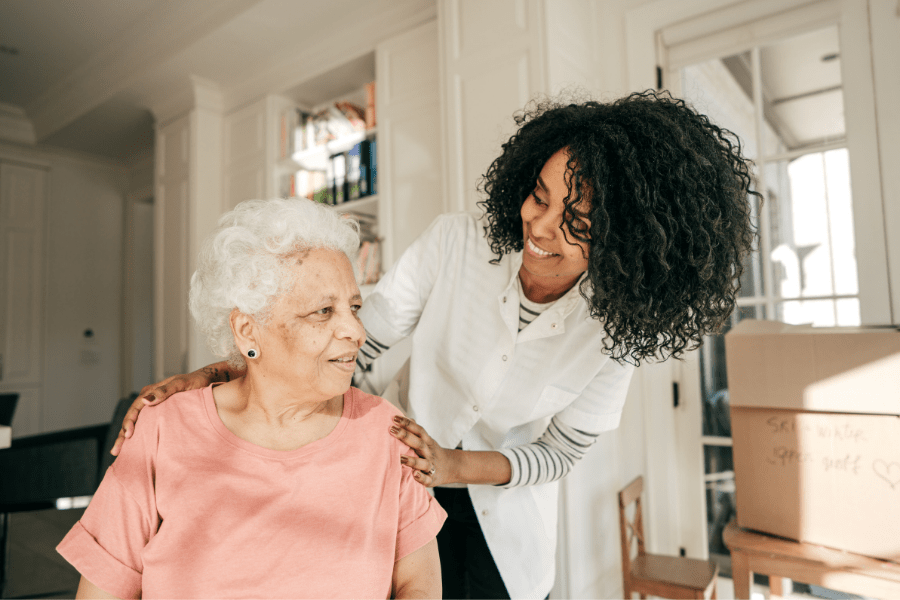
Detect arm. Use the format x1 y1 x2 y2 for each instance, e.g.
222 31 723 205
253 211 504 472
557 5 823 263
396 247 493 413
393 415 600 488
393 359 636 487
76 576 122 600
110 361 244 455
357 215 450 354
391 538 441 599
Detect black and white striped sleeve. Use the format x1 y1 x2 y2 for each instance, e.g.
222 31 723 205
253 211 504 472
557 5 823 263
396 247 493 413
356 329 391 370
497 416 601 487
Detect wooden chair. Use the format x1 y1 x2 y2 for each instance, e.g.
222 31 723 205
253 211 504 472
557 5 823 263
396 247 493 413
619 476 719 599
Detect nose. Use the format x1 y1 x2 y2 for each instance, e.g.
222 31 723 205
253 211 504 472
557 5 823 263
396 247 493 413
335 306 366 347
530 205 559 240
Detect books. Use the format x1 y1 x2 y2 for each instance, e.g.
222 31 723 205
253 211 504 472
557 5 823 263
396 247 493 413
293 139 376 206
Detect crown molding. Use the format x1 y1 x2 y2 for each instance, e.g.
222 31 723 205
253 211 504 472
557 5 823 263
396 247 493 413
0 103 37 145
26 0 262 142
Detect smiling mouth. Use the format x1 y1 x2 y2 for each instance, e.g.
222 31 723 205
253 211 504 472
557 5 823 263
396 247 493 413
329 355 357 364
527 237 557 257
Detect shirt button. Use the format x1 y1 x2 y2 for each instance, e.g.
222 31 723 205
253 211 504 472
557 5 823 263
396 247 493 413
551 323 558 329
502 296 507 303
482 510 489 516
502 355 507 361
473 405 479 412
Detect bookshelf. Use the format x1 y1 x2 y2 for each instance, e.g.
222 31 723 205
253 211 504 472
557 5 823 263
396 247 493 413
220 19 442 396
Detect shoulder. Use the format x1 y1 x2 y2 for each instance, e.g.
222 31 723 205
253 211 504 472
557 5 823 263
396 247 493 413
427 211 484 245
345 388 409 453
347 386 403 421
132 387 207 437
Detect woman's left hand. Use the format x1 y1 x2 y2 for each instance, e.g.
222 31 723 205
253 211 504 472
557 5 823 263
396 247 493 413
390 415 455 487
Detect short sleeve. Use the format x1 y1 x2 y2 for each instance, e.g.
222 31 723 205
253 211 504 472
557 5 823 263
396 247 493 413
554 357 635 433
56 473 149 598
395 449 447 561
57 409 160 599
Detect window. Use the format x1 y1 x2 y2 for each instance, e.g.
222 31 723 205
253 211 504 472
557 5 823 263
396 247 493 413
675 23 862 569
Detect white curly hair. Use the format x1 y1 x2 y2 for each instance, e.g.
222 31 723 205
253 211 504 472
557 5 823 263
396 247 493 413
189 198 360 368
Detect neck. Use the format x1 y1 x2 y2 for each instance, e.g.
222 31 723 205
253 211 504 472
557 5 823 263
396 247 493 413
518 264 583 304
232 372 342 427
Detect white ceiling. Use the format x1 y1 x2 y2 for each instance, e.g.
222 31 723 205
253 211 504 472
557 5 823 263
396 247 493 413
0 0 435 162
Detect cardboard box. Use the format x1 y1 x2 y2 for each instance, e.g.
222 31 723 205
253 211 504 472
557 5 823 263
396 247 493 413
725 320 900 561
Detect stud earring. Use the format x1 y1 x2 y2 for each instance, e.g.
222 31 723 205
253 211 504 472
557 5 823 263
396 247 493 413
247 349 258 359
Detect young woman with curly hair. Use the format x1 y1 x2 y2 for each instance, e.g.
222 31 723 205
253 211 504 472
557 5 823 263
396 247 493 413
112 90 757 599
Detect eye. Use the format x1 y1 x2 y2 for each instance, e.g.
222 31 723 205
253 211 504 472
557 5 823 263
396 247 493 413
531 191 547 206
315 307 333 316
351 304 362 313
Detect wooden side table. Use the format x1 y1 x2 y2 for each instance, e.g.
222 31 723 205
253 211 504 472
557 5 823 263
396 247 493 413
723 521 900 600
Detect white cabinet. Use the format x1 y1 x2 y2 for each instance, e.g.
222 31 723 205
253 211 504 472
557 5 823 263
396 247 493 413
0 161 47 436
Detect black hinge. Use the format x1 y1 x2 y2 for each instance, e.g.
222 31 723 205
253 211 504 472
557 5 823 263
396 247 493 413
679 547 686 557
656 66 663 90
672 382 680 408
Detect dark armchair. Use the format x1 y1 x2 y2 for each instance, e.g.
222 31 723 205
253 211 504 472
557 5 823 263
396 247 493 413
0 394 135 596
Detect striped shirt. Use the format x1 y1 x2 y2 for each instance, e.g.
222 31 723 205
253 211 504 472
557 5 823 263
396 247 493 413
517 276 553 333
356 279 601 488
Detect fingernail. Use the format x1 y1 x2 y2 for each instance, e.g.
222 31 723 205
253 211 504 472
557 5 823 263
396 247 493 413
400 456 409 464
414 471 421 479
390 426 399 435
393 415 402 423
143 395 155 404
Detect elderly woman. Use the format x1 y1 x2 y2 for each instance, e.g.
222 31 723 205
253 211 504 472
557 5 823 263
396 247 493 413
57 199 446 599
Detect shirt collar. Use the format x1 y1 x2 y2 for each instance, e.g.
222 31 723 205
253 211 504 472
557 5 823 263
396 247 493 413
500 251 587 322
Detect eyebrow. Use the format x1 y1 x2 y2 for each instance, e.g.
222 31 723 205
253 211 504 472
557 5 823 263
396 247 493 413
311 293 363 305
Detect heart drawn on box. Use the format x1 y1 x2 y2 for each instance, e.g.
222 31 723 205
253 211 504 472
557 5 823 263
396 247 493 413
873 460 900 489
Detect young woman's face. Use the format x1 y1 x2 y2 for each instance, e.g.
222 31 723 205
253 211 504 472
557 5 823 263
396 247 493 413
520 148 590 279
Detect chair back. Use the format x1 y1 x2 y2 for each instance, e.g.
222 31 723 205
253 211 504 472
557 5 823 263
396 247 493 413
99 394 138 475
618 475 646 582
0 393 18 427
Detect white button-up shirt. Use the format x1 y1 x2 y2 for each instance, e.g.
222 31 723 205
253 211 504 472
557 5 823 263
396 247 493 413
359 212 634 599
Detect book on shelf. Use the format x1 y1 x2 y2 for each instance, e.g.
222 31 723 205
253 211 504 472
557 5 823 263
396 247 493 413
347 143 362 200
356 239 381 285
279 108 308 160
332 153 346 205
365 81 376 129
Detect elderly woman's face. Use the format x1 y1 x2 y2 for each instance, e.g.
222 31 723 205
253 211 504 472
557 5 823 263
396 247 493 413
252 247 364 400
520 148 590 279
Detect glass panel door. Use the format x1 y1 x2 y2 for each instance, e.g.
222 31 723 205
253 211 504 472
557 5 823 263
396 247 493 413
676 23 861 570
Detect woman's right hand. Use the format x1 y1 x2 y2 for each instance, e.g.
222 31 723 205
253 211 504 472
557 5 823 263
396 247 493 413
110 365 228 456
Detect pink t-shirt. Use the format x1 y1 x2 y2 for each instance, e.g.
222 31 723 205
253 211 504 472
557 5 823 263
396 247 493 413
57 386 446 599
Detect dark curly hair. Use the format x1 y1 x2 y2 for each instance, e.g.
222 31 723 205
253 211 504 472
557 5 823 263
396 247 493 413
478 90 759 364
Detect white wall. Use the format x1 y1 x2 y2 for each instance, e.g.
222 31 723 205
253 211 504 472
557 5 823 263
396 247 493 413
123 152 155 396
42 153 128 431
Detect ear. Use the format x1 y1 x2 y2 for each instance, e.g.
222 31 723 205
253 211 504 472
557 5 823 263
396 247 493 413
229 309 259 356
